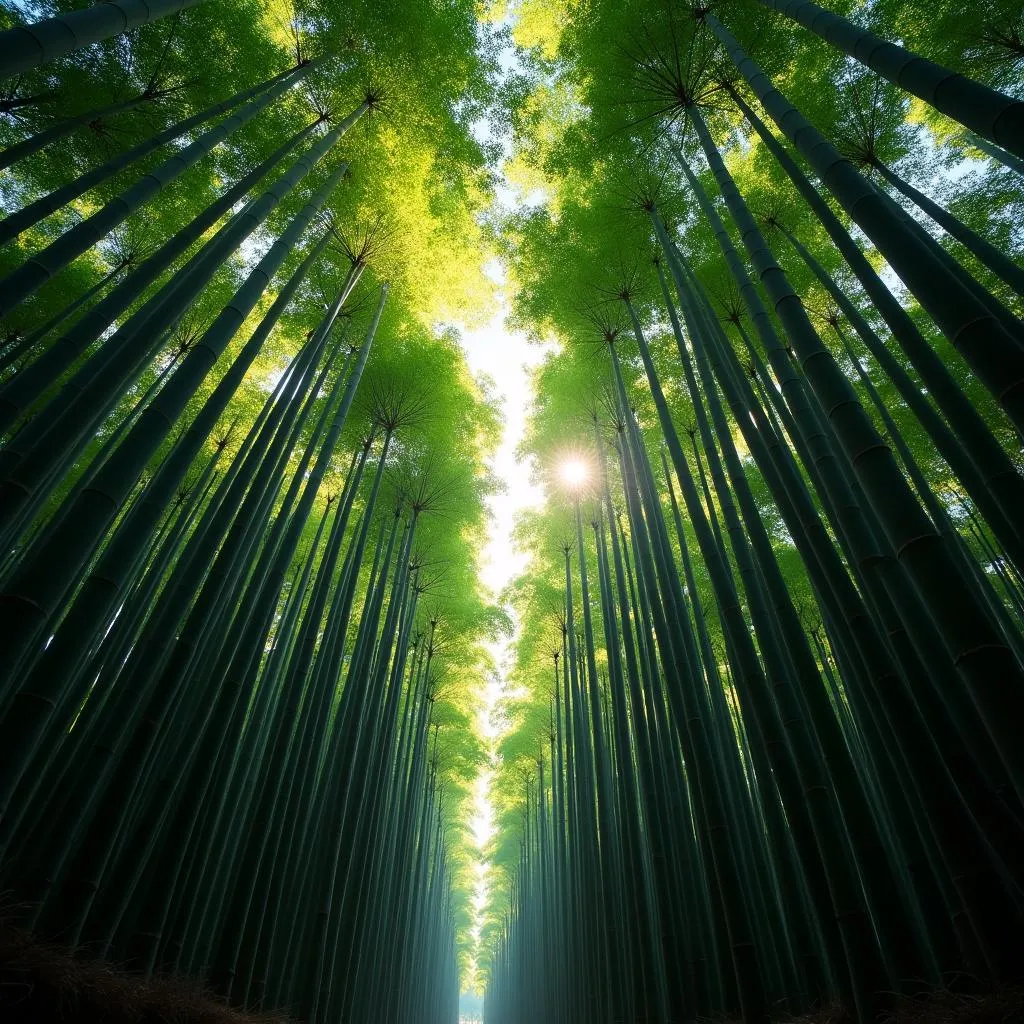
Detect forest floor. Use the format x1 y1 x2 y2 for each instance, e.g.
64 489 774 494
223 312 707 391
2 923 1023 1023
785 987 1024 1024
881 988 1023 1024
0 925 293 1024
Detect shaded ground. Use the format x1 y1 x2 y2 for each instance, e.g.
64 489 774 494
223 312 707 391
0 926 294 1024
754 989 1024 1024
877 988 1024 1024
2 923 1022 1023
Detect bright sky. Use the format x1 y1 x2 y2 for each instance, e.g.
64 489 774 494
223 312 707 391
462 266 546 599
452 17 551 1006
456 258 547 1002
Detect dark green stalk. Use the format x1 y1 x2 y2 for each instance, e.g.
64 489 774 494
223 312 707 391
681 104 1024 799
872 158 1024 299
0 0 206 79
745 0 1024 158
0 115 323 431
0 85 182 173
705 16 1024 432
771 217 1024 569
726 85 1024 550
0 157 350 681
0 58 319 314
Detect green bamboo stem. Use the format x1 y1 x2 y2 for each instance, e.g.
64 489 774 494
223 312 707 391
772 219 1024 570
726 86 1024 547
873 159 1024 300
705 15 1024 433
0 58 317 315
683 100 1024 801
746 0 1024 158
628 294 893 1014
0 0 205 79
0 156 349 688
0 62 305 249
610 340 770 1024
13 259 128 354
0 229 331 822
0 115 322 432
0 85 181 172
967 132 1024 175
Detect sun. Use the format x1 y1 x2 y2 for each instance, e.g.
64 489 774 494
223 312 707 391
559 458 589 489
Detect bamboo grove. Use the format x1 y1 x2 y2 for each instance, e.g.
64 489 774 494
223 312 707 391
484 0 1024 1022
0 0 506 1020
3 0 1024 1021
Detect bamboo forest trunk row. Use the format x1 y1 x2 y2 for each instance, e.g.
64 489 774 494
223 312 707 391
0 7 467 1022
485 2 1024 1022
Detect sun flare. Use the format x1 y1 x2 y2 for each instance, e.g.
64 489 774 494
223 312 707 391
559 458 589 488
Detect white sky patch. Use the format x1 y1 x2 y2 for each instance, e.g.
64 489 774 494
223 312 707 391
462 263 546 595
456 256 547 1000
456 14 555 1010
